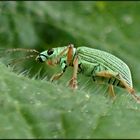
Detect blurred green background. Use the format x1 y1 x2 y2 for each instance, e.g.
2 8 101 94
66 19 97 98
0 1 140 139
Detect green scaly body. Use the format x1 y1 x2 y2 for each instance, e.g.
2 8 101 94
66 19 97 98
77 47 132 88
36 46 133 89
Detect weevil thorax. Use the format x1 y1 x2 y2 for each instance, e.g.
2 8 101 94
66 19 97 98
35 46 68 66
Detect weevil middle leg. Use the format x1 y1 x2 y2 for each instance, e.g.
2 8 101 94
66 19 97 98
68 55 79 89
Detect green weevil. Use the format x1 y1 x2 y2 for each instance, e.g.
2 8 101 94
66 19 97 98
5 44 140 103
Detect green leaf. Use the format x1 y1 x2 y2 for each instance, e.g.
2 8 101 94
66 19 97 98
0 1 140 139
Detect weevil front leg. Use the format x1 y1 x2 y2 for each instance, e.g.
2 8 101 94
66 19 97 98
54 44 74 64
50 44 74 82
50 59 67 82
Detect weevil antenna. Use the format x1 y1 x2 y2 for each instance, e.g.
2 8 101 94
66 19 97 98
7 54 36 66
5 48 39 54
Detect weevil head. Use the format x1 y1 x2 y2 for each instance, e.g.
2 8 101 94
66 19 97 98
36 47 68 66
35 48 55 64
35 46 71 65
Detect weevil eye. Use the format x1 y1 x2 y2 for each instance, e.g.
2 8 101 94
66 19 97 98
47 48 54 55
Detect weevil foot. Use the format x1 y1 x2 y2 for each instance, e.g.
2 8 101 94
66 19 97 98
50 72 64 82
108 85 116 97
50 75 56 82
131 93 140 104
108 85 116 102
68 77 78 89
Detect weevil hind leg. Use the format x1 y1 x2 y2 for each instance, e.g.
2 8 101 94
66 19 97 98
118 77 140 103
131 93 140 104
95 70 118 78
113 74 140 102
95 70 140 103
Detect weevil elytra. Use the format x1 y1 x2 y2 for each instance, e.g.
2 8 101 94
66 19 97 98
3 44 140 103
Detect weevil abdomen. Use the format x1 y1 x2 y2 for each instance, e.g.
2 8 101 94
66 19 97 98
92 75 126 89
77 46 133 88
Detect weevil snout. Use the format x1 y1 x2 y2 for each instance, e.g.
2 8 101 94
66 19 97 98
35 54 48 63
35 48 55 63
